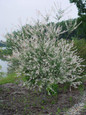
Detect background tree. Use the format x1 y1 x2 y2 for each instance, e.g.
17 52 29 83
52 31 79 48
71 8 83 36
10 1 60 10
70 0 86 16
70 0 86 38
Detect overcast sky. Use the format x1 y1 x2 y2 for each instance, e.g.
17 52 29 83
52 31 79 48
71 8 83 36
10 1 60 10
0 0 78 41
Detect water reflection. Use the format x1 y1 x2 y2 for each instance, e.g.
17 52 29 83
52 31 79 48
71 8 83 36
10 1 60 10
0 59 8 73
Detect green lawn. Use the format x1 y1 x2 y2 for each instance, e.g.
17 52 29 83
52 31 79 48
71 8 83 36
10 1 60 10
0 73 18 85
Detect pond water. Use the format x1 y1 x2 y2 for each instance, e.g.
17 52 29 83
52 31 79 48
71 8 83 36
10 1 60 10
0 59 8 73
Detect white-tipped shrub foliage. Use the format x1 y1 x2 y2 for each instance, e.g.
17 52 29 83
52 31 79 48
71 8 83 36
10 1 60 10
6 6 85 94
8 31 85 94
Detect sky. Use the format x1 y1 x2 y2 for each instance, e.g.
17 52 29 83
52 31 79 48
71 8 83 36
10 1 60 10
0 0 78 41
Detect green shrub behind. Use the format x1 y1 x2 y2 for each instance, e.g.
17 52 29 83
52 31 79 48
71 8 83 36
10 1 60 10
73 38 86 74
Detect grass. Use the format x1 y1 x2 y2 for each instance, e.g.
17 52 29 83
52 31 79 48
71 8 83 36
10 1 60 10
0 73 17 85
0 72 27 85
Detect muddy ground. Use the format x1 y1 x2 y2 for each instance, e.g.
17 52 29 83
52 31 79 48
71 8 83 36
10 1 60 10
0 83 86 115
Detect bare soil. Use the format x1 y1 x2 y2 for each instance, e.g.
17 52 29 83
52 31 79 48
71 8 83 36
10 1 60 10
79 109 86 115
0 83 85 115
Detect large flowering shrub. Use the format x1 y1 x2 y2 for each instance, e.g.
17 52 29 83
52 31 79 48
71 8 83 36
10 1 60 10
8 29 85 94
6 7 85 94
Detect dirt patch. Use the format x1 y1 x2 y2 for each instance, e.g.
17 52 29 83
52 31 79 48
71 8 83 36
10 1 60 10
0 83 85 115
79 110 86 115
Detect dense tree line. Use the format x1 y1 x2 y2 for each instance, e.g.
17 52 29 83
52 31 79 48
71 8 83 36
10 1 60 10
69 0 86 38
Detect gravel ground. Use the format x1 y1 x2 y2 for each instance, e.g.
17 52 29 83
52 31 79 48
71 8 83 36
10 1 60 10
64 91 86 115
